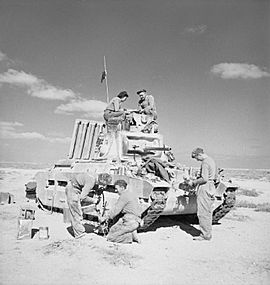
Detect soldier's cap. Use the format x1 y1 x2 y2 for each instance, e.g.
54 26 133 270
137 89 147 95
97 173 112 185
191 147 204 158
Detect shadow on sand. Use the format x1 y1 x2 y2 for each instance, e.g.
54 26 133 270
66 223 96 237
139 215 202 237
31 228 39 238
66 215 217 238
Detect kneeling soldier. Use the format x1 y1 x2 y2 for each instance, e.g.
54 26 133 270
100 179 142 244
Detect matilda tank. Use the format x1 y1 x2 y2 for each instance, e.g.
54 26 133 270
31 111 237 230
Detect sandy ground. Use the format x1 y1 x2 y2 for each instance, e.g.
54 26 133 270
0 168 270 285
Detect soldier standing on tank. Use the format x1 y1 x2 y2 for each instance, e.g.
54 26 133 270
188 148 217 241
65 173 112 239
99 179 142 244
103 91 129 122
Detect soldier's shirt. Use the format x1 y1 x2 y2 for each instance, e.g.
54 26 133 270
105 97 122 112
138 94 156 113
108 189 141 219
197 156 217 196
200 156 217 183
70 173 95 200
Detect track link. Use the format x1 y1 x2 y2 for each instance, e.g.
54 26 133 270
212 190 236 224
139 190 167 231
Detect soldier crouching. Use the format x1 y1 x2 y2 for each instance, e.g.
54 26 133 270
65 172 112 239
99 179 142 244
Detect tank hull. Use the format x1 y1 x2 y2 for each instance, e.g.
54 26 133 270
31 118 237 230
34 161 236 219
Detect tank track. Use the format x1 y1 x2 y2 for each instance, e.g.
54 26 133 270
139 190 167 232
212 190 236 224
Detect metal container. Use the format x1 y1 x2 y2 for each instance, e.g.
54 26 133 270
39 226 49 240
19 206 35 220
17 218 33 240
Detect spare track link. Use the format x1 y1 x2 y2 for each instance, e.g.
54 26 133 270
212 190 236 224
139 190 167 231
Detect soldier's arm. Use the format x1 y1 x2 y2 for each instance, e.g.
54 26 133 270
148 95 155 109
80 177 95 200
193 162 208 186
137 101 143 112
108 195 127 219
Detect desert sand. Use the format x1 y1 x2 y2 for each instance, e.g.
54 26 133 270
0 167 270 285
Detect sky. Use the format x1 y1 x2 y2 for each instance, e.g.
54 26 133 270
0 0 269 169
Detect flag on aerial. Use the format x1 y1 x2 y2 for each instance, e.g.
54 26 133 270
101 70 107 83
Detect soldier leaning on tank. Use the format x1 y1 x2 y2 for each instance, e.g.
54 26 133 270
139 156 171 183
188 148 217 241
65 173 112 239
103 91 129 122
99 179 142 244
